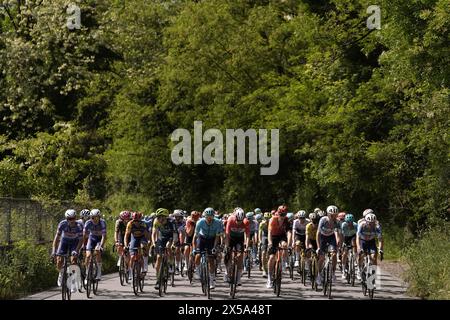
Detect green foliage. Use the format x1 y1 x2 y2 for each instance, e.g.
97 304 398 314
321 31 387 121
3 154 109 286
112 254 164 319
404 222 450 299
0 241 57 299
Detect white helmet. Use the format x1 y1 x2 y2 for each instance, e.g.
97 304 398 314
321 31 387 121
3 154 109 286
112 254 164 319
90 209 101 217
309 212 318 220
326 205 338 215
173 209 183 217
363 209 374 217
234 207 245 221
65 209 77 219
365 213 376 223
318 210 326 217
297 210 307 218
314 208 321 213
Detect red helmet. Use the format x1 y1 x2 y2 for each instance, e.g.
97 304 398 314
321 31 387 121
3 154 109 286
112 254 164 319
120 210 130 220
277 205 288 214
191 211 201 221
132 211 142 220
338 212 346 221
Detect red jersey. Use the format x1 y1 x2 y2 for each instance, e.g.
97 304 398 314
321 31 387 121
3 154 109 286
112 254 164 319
268 214 290 236
226 215 250 238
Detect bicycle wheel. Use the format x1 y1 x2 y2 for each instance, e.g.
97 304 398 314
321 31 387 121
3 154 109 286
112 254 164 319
247 254 252 278
132 261 139 296
163 262 169 293
171 264 175 287
230 259 238 299
158 262 164 297
205 257 211 299
289 256 294 280
93 262 99 295
188 259 194 284
327 265 332 299
323 265 328 296
86 259 93 298
276 261 282 297
301 257 306 286
119 257 125 286
61 260 68 300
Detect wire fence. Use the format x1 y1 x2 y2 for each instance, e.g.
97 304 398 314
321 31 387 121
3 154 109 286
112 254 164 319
0 198 79 246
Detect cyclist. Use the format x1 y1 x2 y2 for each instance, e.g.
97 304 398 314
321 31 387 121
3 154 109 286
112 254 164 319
316 205 340 286
173 209 186 275
152 208 178 290
356 212 383 281
266 205 291 288
124 211 150 280
224 208 250 286
184 211 200 274
192 207 223 290
83 209 107 281
245 212 258 270
258 212 271 277
77 209 90 229
305 212 319 273
336 212 346 265
293 210 308 268
115 211 131 274
341 213 357 279
52 209 84 289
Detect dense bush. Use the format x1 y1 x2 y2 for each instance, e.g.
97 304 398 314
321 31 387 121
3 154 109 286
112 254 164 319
404 221 450 299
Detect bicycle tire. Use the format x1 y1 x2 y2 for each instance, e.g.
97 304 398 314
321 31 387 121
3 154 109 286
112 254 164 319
119 258 125 286
93 261 99 295
289 256 294 280
247 254 252 279
133 261 139 296
301 257 306 286
86 258 94 299
327 265 332 299
230 259 238 299
276 262 282 297
61 259 68 300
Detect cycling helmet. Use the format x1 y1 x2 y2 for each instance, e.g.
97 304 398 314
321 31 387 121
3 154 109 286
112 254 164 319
314 208 321 213
337 212 346 220
277 205 288 214
90 209 101 217
365 213 376 223
254 208 262 215
150 212 156 218
155 208 169 217
183 210 188 217
345 214 354 223
246 212 254 219
132 212 142 220
80 209 90 218
203 207 215 217
363 209 374 217
234 207 245 221
65 209 77 219
255 213 262 222
309 212 317 220
271 209 276 215
173 209 183 217
120 210 130 220
264 212 271 220
191 211 201 221
297 210 307 219
326 205 338 215
287 212 294 220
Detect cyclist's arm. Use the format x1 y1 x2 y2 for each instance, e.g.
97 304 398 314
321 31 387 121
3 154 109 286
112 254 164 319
316 229 320 250
151 226 158 246
52 233 60 255
192 232 197 251
267 221 272 247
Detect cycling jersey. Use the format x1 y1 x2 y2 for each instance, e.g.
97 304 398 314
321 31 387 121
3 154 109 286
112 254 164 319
259 220 269 237
226 215 250 238
249 219 258 234
317 216 338 236
84 219 107 238
126 220 147 238
341 221 357 237
305 222 318 239
115 219 128 242
76 219 86 230
293 219 308 236
57 220 83 240
268 214 290 237
153 219 176 240
357 221 382 241
185 217 196 236
195 218 223 239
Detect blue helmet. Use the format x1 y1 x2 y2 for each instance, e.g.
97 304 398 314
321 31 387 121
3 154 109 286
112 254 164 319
345 213 354 223
203 207 215 217
287 212 294 220
246 212 254 219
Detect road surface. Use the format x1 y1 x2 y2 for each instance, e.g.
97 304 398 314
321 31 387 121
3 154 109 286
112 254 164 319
25 263 413 300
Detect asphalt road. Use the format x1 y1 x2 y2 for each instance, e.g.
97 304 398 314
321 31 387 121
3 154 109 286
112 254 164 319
25 262 413 300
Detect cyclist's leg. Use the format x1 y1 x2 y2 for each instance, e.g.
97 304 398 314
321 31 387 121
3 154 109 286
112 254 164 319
267 236 279 287
142 239 149 273
236 239 245 284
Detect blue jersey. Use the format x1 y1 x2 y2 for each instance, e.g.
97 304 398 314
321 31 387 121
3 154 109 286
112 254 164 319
84 219 107 238
57 220 83 240
357 221 382 241
341 221 358 237
318 216 339 237
195 218 223 239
